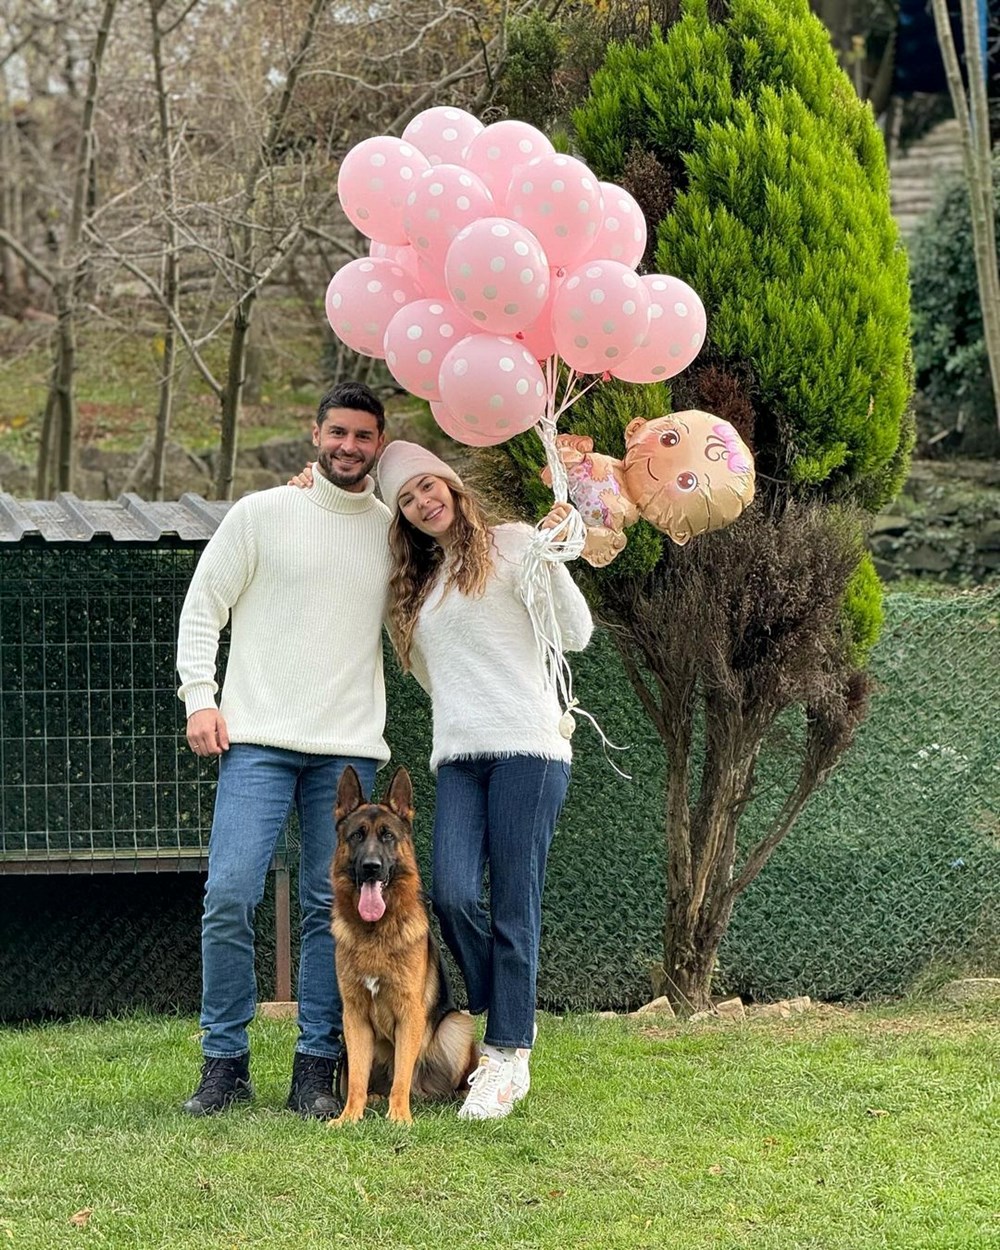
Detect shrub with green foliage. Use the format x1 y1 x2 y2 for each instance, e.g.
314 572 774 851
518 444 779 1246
909 153 1000 456
574 0 913 513
483 0 914 1011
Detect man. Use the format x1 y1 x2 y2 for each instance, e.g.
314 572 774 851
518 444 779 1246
176 381 391 1118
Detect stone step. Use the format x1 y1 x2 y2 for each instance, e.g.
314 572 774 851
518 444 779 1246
887 118 964 236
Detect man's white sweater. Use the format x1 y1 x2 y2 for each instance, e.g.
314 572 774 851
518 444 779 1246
177 471 392 760
411 524 593 771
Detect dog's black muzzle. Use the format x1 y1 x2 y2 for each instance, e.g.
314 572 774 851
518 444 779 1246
353 836 392 888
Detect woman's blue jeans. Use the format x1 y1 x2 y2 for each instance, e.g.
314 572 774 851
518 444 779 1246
199 744 377 1059
430 755 570 1050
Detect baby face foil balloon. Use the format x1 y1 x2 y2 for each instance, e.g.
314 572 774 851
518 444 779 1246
542 410 755 567
622 410 755 547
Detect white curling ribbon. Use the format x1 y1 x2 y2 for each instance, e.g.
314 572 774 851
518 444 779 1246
519 427 631 778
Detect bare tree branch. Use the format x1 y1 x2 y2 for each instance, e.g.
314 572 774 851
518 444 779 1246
0 225 55 287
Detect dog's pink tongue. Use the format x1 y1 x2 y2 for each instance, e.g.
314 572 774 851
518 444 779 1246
358 881 385 923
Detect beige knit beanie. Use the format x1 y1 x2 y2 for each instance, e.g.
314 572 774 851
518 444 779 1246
377 441 464 514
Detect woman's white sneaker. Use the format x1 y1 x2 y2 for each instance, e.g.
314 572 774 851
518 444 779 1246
458 1054 517 1120
510 1047 531 1102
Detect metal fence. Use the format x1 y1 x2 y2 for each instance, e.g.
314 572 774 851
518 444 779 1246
0 545 217 864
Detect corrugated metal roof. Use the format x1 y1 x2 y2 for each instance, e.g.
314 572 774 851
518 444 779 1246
0 492 233 544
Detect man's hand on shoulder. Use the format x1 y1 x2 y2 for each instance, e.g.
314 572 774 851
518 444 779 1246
287 463 315 489
187 708 230 756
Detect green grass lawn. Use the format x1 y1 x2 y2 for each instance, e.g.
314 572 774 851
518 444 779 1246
1 1006 997 1249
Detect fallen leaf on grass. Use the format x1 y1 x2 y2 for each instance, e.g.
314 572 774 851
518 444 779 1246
866 1108 890 1118
708 1164 724 1176
69 1208 93 1228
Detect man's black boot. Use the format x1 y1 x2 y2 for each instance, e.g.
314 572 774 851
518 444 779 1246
286 1052 344 1119
182 1054 253 1116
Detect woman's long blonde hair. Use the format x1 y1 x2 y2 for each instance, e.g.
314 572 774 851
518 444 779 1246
388 479 494 670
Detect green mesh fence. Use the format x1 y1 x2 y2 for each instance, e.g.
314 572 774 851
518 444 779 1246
535 589 1000 1010
0 540 997 1019
0 545 217 863
721 590 1000 1002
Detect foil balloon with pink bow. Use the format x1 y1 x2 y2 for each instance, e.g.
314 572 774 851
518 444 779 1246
326 107 755 562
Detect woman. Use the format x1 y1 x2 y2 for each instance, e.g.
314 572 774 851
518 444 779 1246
296 440 593 1119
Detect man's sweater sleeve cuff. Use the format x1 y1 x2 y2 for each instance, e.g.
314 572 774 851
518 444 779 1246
180 684 218 717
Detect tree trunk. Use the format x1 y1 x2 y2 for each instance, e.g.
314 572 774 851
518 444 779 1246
149 0 179 501
662 890 736 1012
35 370 58 498
662 707 757 1011
54 286 78 493
0 92 27 313
152 323 177 499
215 299 253 500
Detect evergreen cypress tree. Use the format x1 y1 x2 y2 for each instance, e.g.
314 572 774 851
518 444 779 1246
489 0 912 1010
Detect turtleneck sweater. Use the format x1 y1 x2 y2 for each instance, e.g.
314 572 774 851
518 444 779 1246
177 470 392 760
411 523 593 772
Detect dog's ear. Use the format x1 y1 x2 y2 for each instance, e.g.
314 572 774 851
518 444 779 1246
385 766 414 821
335 765 363 824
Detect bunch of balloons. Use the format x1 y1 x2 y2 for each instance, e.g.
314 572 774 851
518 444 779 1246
326 107 708 449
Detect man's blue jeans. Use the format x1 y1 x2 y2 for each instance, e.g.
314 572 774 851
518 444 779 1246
430 755 570 1050
199 744 377 1059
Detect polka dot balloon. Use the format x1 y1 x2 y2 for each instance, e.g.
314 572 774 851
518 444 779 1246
402 106 484 166
325 257 425 359
437 333 547 443
383 299 464 401
430 399 508 447
551 259 652 375
464 120 554 207
368 239 420 281
611 274 707 383
403 164 495 266
584 182 647 269
337 136 430 245
444 217 550 336
505 152 604 269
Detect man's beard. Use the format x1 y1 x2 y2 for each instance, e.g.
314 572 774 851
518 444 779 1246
316 448 375 488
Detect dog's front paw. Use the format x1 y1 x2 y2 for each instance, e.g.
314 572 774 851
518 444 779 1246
329 1104 365 1127
386 1102 413 1125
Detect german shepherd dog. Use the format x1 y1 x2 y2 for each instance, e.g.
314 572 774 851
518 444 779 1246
330 765 477 1124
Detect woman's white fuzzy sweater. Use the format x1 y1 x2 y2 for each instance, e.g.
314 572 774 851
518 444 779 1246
411 523 593 771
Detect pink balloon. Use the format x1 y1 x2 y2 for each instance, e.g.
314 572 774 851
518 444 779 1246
402 106 484 166
403 164 495 266
611 274 707 383
464 120 554 206
368 239 420 280
325 258 424 359
437 334 547 443
505 153 603 269
584 183 647 268
551 260 651 375
514 268 564 361
444 218 550 335
383 299 465 401
430 399 507 447
337 136 430 244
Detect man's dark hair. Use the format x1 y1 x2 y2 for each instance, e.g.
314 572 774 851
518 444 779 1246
316 382 385 433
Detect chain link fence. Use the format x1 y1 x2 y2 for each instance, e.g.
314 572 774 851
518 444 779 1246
539 588 1000 1009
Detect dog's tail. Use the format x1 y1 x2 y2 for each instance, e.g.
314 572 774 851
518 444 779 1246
414 1010 478 1101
